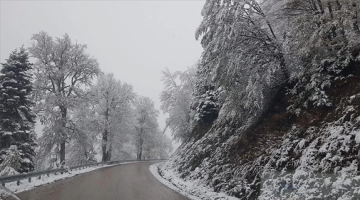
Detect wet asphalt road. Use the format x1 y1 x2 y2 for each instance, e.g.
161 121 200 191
7 162 189 200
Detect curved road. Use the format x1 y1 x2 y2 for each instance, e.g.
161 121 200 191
7 162 189 200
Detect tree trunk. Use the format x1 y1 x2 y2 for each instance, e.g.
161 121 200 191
137 128 143 160
108 137 112 161
139 135 143 160
59 106 67 166
102 128 108 162
60 142 65 166
84 151 88 164
278 52 289 83
102 108 109 162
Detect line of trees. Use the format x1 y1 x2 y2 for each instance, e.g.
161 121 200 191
0 31 172 174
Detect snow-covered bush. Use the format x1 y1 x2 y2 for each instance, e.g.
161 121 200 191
0 146 22 176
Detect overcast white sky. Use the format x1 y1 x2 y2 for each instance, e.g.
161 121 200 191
0 0 204 140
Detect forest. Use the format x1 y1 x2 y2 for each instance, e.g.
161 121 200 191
159 0 360 199
0 31 172 175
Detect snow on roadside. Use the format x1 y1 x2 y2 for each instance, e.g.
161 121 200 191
150 162 238 200
0 161 136 199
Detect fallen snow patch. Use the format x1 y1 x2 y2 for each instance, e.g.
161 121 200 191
150 162 238 200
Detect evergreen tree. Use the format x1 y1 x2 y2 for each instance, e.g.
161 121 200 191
0 47 37 174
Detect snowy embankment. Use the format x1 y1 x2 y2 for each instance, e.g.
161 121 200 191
150 162 238 200
0 161 135 199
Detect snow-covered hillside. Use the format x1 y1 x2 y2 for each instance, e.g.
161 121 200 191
161 0 360 199
164 64 360 200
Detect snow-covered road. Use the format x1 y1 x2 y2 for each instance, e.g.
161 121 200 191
3 162 189 200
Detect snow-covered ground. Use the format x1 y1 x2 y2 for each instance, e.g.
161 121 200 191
150 162 238 200
0 161 136 199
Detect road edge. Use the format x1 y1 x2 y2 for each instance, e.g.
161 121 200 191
149 163 200 200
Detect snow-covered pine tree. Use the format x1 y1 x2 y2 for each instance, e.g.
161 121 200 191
0 47 37 175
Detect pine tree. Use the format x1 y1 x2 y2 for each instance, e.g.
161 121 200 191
0 47 37 174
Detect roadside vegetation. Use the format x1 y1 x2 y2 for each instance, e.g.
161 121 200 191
0 31 172 175
161 0 360 199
